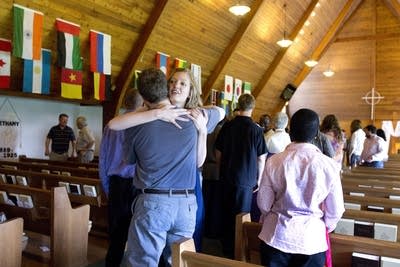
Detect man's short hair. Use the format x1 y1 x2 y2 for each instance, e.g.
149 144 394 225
365 124 377 134
59 113 68 119
237 94 255 111
274 112 288 130
124 89 143 111
138 68 168 103
290 108 319 142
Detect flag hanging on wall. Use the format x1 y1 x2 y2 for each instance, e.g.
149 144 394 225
224 75 233 101
243 81 252 94
61 67 82 99
93 72 111 101
174 58 187 68
233 78 242 103
191 63 202 94
13 4 43 60
90 30 111 75
0 39 12 89
56 18 82 70
156 52 170 77
23 48 51 94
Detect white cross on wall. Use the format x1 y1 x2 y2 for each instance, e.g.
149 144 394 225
362 88 384 121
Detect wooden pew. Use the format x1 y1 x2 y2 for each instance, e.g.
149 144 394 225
234 213 261 264
0 167 102 207
0 185 90 267
0 217 23 267
172 238 262 267
235 213 400 267
0 159 98 178
343 194 400 213
19 155 98 170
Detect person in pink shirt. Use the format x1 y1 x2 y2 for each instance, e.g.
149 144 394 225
257 108 345 267
360 125 387 168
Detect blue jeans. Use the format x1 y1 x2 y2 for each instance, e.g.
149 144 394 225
125 193 197 267
363 161 384 168
350 154 361 167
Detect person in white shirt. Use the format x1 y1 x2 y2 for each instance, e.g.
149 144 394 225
360 125 386 168
265 112 291 157
76 116 95 163
376 128 389 162
348 119 366 167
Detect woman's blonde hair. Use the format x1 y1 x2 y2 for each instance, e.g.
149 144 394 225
168 68 203 108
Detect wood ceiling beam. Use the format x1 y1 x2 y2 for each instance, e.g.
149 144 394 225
201 0 264 103
335 32 400 42
383 0 400 19
252 0 320 98
102 0 169 125
292 0 360 88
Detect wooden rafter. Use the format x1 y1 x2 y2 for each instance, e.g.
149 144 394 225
383 0 400 19
252 0 320 98
292 0 360 88
335 32 400 42
201 0 264 102
102 0 169 125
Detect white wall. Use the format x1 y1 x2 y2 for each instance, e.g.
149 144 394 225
0 95 103 159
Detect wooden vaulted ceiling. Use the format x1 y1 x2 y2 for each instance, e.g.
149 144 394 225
1 0 400 126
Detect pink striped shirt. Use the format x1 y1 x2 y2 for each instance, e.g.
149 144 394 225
257 142 344 255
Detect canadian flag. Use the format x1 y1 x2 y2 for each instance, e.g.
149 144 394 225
0 38 11 89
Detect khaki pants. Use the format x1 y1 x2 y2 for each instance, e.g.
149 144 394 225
78 150 94 163
49 151 68 161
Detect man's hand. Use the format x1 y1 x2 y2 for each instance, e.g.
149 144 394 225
155 106 189 129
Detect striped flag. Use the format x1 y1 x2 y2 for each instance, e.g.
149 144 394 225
156 52 170 77
243 81 252 94
191 63 202 94
233 78 242 103
61 68 82 99
93 72 111 101
56 18 82 70
174 58 187 68
0 39 12 89
13 4 43 60
23 49 51 94
90 30 111 75
224 75 233 101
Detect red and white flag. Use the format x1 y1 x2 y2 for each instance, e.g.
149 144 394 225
0 38 12 89
224 75 233 101
233 78 242 103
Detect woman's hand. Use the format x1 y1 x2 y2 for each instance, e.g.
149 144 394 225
188 108 207 134
155 106 189 129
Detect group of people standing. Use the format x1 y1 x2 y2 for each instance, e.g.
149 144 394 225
45 113 95 163
44 67 388 267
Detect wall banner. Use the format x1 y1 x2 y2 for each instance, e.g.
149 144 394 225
0 98 22 159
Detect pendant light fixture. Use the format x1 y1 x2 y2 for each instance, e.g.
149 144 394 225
304 32 318 67
229 2 251 16
276 3 293 48
323 65 335 77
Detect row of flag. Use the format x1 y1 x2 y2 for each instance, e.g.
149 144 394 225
0 4 111 101
155 52 202 94
224 75 252 103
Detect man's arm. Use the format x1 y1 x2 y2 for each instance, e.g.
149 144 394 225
45 137 51 156
256 154 267 188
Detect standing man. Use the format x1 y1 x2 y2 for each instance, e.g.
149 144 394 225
257 108 344 267
45 113 76 161
360 124 386 168
124 68 200 267
99 89 143 267
215 93 267 258
76 116 96 163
